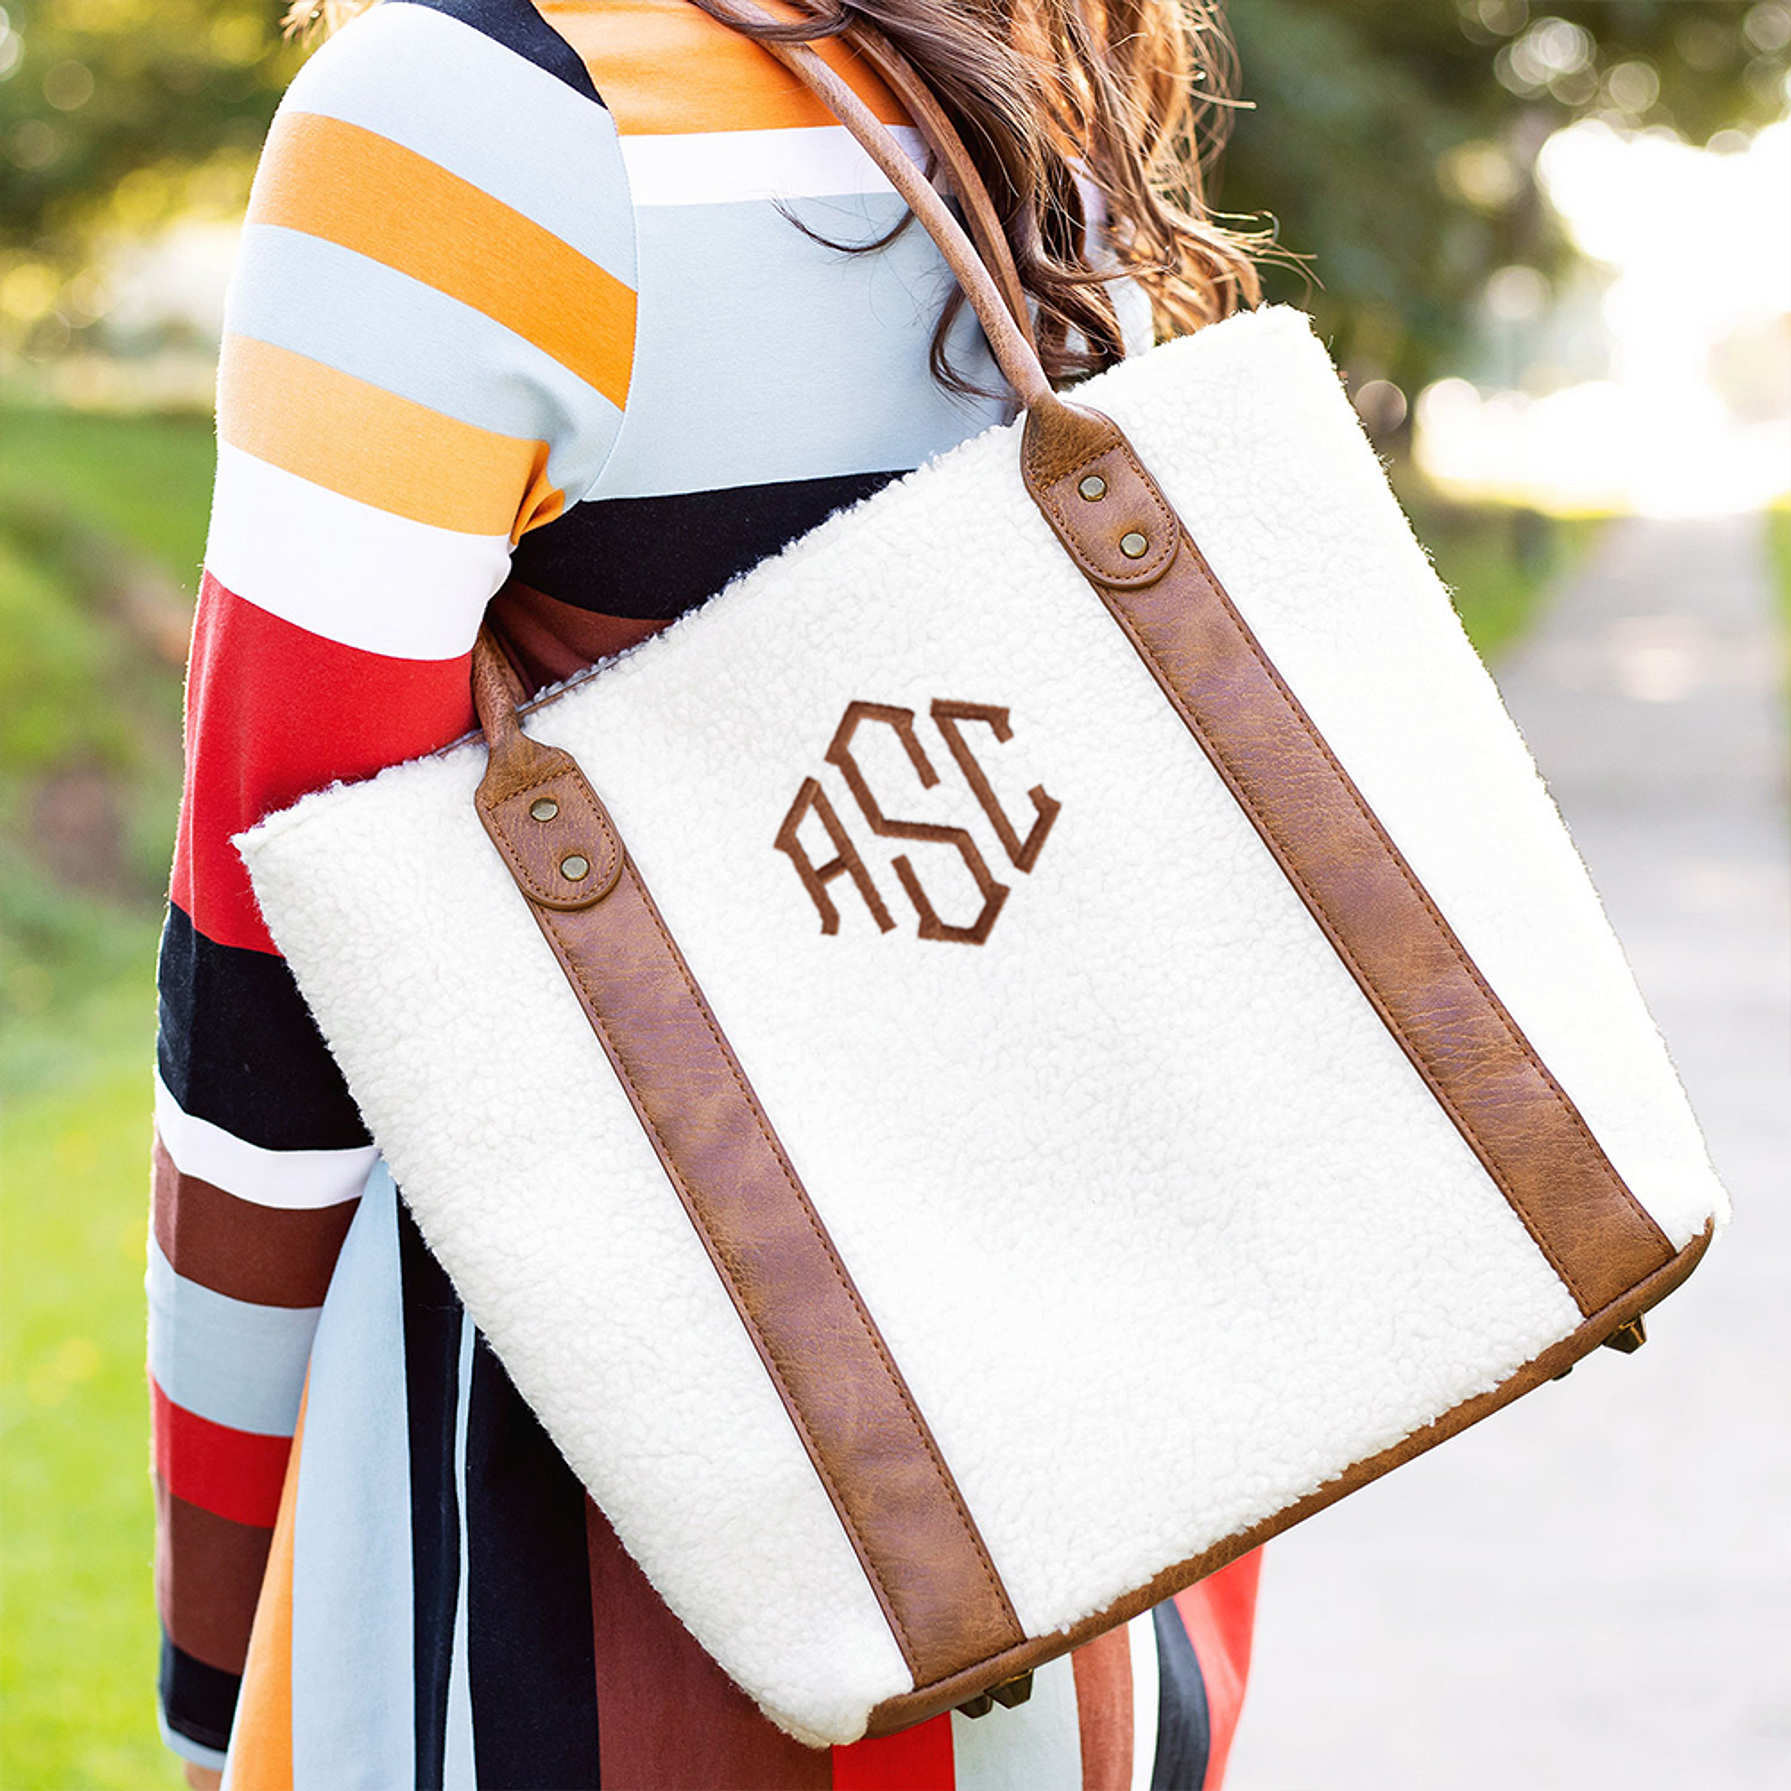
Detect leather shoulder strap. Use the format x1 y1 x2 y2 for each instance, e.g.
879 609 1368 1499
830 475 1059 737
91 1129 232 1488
835 17 1038 356
702 0 1054 409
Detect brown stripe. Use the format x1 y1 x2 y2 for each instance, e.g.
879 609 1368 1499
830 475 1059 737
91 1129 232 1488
584 1500 831 1789
153 1139 359 1308
486 581 670 695
473 700 1024 1693
155 1478 274 1674
1021 403 1674 1319
1070 1624 1134 1791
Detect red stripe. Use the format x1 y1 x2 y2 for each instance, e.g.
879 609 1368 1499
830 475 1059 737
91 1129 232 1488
151 1377 293 1529
831 1714 954 1790
171 570 477 954
1172 1550 1263 1790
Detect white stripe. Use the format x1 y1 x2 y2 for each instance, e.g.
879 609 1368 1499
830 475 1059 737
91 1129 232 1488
162 1711 228 1776
204 443 510 660
620 123 927 206
156 1071 378 1211
442 1310 478 1791
949 1654 1082 1791
287 3 634 284
1127 1614 1161 1791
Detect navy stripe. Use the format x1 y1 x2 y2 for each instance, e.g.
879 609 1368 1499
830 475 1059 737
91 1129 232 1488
392 0 601 103
400 1202 464 1791
157 904 369 1153
465 1341 601 1788
159 1632 240 1754
392 0 603 105
510 469 901 618
1150 1600 1213 1791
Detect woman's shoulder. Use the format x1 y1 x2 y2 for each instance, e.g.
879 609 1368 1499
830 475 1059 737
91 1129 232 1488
272 1 625 195
281 0 830 135
289 1 609 118
243 0 638 443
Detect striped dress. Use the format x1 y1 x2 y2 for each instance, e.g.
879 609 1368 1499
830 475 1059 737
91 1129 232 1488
149 2 1263 1784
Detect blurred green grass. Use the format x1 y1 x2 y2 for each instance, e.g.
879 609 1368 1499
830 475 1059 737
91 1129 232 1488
1 401 202 1791
0 406 216 584
0 394 1586 1787
1767 506 1791 678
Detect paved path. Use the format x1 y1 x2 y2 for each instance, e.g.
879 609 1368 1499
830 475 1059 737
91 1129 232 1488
1225 514 1791 1791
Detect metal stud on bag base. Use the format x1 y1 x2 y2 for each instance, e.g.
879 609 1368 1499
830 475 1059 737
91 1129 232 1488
1554 1309 1652 1379
957 1671 1035 1718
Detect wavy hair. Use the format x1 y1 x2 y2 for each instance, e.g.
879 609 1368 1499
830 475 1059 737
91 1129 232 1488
286 0 1266 389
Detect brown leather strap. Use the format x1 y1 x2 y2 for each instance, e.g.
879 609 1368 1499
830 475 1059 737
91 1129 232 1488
473 637 1024 1688
704 0 1053 409
837 18 1038 355
1020 404 1676 1318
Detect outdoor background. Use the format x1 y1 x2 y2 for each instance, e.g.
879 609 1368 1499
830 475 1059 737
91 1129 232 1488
1 2 1787 1786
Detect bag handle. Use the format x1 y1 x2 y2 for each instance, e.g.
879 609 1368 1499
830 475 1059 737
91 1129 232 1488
705 0 1055 411
474 2 1119 726
817 14 1038 361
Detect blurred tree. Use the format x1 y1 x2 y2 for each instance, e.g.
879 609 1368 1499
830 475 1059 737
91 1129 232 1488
0 0 299 355
1223 0 1791 390
0 0 1785 371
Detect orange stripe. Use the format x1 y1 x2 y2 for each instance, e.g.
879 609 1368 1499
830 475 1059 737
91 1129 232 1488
249 112 634 407
539 0 908 134
219 335 562 541
224 1390 305 1791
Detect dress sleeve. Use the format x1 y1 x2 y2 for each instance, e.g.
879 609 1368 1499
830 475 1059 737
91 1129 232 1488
148 4 635 1765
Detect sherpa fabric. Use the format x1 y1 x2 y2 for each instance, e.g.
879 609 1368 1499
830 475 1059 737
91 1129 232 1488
240 301 1728 1745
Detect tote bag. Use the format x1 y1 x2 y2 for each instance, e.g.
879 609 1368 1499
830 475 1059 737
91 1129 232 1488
237 15 1727 1747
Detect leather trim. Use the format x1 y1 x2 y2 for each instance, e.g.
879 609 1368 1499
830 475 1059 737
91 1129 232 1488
478 748 623 909
1021 403 1676 1321
1024 434 1178 588
474 663 1023 1688
865 1220 1713 1736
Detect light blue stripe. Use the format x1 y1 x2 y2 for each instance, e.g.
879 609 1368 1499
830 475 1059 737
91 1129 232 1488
284 2 636 287
145 1240 315 1437
592 194 1009 500
224 223 623 501
289 1163 418 1791
441 1310 477 1791
949 1652 1083 1791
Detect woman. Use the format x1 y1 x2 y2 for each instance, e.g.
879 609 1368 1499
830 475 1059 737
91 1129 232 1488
149 1 1265 1784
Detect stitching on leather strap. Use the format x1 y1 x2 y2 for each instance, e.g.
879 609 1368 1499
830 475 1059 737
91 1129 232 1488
533 893 918 1663
1100 568 1595 1295
516 856 1022 1685
1029 424 1673 1318
616 868 1014 1625
1173 538 1664 1272
479 765 622 906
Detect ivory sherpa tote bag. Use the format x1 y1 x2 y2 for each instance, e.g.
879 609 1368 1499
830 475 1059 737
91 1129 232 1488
236 16 1728 1749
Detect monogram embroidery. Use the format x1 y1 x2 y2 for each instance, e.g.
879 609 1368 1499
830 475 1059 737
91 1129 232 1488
776 699 1060 945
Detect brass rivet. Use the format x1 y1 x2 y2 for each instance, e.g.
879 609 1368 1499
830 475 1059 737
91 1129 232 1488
529 797 559 822
1078 474 1107 502
1120 531 1149 559
560 853 590 881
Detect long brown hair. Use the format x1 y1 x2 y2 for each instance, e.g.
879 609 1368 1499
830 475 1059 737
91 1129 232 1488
286 0 1265 388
